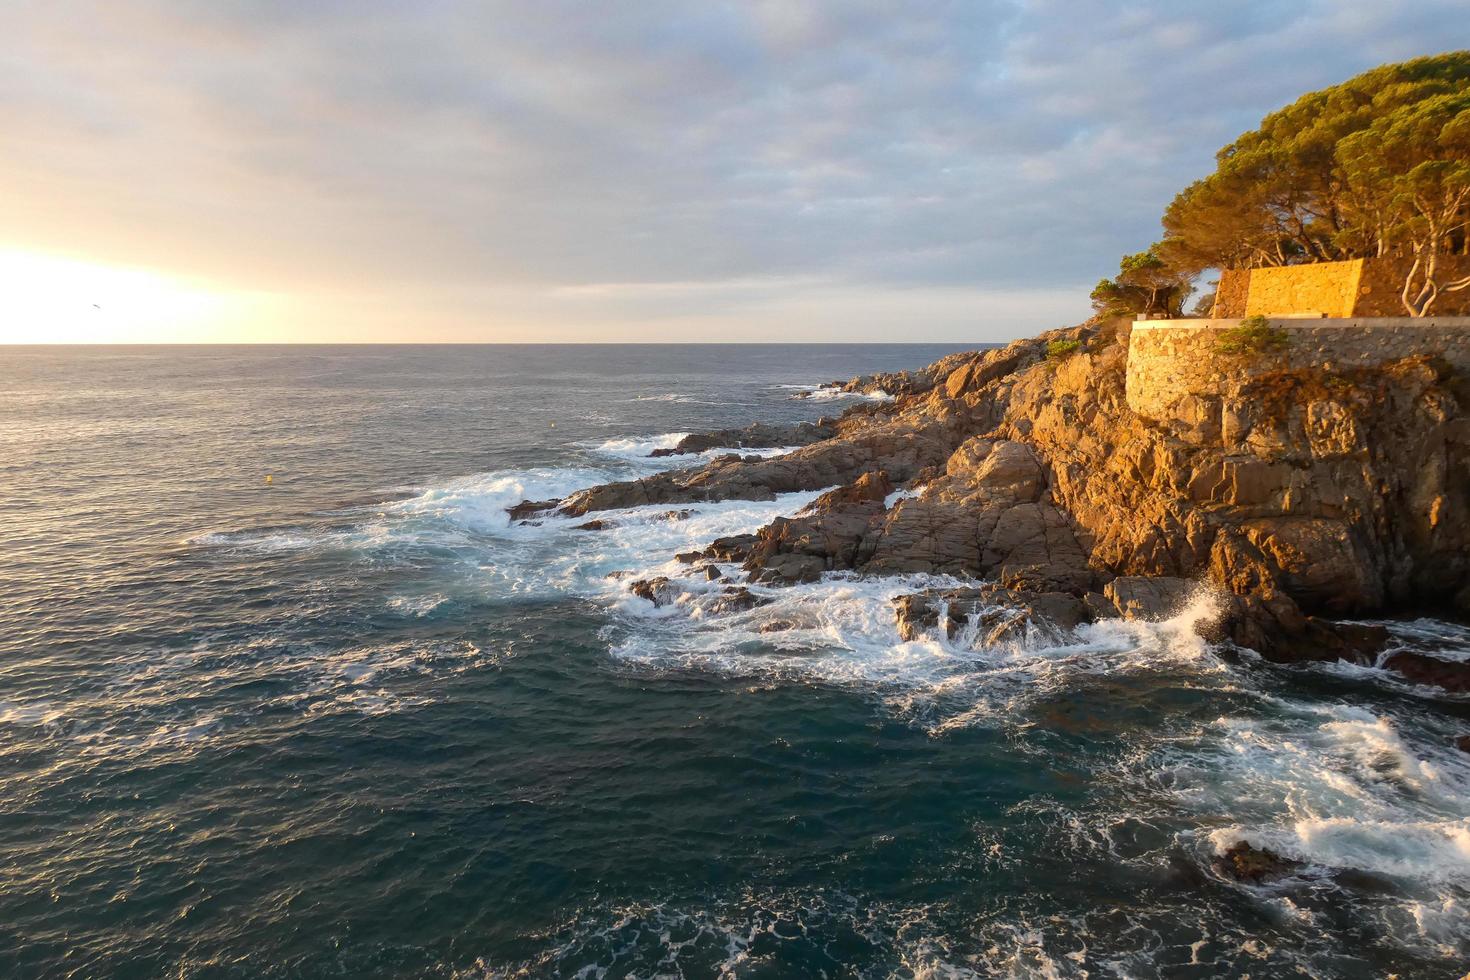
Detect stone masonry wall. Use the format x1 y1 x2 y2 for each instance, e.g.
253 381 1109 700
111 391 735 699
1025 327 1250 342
1126 318 1470 424
1355 254 1470 316
1209 256 1470 318
1243 260 1362 318
1210 269 1250 318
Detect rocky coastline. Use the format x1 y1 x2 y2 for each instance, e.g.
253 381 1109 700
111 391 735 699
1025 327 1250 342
511 317 1470 694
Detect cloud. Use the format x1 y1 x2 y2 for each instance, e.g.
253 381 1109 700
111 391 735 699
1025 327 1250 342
1 0 1464 340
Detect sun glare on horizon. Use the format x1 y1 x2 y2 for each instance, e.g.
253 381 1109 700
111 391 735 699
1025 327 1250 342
0 249 276 343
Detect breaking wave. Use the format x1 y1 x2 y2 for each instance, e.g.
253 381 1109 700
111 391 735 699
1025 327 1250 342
170 435 1470 971
777 383 895 402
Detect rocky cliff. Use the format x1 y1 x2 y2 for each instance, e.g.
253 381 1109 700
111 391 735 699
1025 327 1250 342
513 318 1470 687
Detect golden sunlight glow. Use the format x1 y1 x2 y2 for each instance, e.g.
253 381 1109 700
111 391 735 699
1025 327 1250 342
0 249 280 343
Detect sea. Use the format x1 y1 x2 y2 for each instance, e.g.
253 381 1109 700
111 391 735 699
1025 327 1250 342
2 344 1469 979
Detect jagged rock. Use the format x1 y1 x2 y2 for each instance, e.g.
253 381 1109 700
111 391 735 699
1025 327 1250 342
1382 651 1470 692
799 470 893 513
1105 576 1196 621
708 586 764 614
656 509 695 521
628 577 679 607
575 519 612 531
508 498 560 522
699 565 723 581
1208 591 1389 664
893 587 1089 643
1455 734 1470 753
748 553 825 585
648 422 835 456
524 316 1470 691
1214 841 1302 883
703 534 759 563
743 471 895 582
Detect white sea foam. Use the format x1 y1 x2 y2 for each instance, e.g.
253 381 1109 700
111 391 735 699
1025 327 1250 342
590 431 691 460
1375 618 1470 664
1211 818 1470 884
883 488 921 508
0 700 66 727
609 575 1226 733
452 891 979 980
387 465 611 533
386 593 451 617
792 384 895 402
587 433 799 466
182 444 1470 968
625 392 722 404
1188 699 1470 879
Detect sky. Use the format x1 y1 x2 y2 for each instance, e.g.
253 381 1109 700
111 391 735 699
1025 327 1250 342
2 1 1466 343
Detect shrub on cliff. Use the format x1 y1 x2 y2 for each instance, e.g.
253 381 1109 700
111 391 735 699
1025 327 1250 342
1214 315 1290 356
1046 339 1081 359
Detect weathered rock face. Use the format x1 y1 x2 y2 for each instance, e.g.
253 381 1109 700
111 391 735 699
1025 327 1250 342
892 586 1089 644
515 317 1470 679
648 421 836 457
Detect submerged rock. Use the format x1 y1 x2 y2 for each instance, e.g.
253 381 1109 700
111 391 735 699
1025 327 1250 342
708 586 764 615
628 577 679 607
1381 651 1470 693
1214 841 1303 883
508 498 560 522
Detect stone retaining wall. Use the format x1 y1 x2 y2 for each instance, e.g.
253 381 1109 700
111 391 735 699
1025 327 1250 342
1126 317 1470 423
1211 257 1470 318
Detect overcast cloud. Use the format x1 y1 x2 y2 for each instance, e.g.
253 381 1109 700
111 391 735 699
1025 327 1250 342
3 1 1466 341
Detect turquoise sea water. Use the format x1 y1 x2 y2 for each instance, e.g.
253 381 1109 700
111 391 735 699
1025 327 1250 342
3 344 1469 979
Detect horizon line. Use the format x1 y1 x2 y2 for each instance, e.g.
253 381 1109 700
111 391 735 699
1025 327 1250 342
1 339 1005 347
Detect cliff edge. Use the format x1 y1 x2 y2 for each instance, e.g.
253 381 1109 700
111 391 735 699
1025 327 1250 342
514 318 1470 685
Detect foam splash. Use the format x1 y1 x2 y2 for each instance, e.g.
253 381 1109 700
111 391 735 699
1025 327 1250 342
1191 699 1470 879
781 383 895 402
626 392 709 403
191 436 801 556
451 891 973 980
179 439 1470 968
609 574 1228 734
587 433 800 466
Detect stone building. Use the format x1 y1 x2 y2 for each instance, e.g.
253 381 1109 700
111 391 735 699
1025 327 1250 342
1211 255 1470 318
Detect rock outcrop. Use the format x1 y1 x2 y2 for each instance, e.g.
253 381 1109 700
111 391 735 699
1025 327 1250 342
514 317 1470 683
648 421 837 457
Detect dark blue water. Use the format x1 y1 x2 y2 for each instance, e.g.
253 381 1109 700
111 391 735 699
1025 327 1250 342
3 345 1469 979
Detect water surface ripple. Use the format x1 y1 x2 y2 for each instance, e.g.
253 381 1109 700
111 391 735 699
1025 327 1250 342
2 345 1468 979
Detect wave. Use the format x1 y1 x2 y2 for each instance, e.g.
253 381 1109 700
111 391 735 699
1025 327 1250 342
177 449 1470 969
587 433 799 465
609 575 1226 733
451 890 992 980
780 383 894 402
625 392 720 404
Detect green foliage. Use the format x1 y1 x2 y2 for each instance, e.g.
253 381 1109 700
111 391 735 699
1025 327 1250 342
1157 51 1470 310
1090 245 1194 318
1046 338 1081 359
1214 315 1291 356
